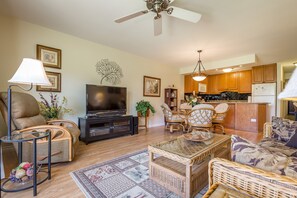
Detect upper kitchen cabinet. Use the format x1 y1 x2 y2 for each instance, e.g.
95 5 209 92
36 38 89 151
227 72 238 90
252 64 276 84
217 74 228 91
184 74 208 93
207 75 219 94
238 70 252 93
184 75 193 93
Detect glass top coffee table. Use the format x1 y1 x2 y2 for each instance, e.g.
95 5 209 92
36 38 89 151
148 133 231 198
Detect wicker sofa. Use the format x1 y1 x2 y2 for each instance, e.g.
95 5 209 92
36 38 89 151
203 121 297 198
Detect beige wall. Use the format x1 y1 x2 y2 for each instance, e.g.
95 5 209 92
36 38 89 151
0 15 183 128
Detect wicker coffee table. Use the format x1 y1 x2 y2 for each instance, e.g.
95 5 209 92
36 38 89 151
148 134 231 198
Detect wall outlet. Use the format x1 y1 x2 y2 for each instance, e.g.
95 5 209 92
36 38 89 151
251 118 257 122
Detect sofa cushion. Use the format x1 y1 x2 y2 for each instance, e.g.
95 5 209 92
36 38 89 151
231 135 297 179
259 138 297 157
271 116 297 142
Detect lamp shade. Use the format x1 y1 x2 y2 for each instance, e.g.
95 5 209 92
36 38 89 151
8 58 51 86
192 74 206 81
278 68 297 100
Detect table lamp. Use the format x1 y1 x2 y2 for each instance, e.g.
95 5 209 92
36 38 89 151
7 58 51 139
278 68 297 120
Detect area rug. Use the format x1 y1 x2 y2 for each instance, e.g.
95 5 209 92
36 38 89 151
70 150 208 198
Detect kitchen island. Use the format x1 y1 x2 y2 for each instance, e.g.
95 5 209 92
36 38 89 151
204 101 267 133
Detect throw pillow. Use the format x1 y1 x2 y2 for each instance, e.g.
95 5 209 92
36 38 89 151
271 116 297 142
286 132 297 148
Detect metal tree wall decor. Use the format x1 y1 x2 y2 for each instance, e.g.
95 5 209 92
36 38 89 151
95 59 123 85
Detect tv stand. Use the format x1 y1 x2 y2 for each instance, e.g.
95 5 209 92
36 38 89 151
78 115 133 144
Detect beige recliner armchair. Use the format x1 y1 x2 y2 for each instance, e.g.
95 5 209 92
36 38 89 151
0 92 80 163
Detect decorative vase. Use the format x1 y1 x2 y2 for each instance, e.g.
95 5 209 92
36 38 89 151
137 110 150 117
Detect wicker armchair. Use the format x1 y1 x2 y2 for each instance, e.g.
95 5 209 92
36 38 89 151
187 108 215 132
161 103 185 133
205 158 297 198
0 92 80 163
212 103 229 134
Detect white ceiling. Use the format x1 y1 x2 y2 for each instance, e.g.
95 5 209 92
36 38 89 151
1 0 297 70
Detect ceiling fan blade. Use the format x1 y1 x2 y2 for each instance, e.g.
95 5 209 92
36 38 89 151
115 10 149 23
168 6 201 23
154 15 162 36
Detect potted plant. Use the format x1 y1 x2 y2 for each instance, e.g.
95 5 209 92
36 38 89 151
136 100 156 117
38 93 72 120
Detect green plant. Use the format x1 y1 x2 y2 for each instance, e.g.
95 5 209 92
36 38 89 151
136 100 156 117
38 93 72 120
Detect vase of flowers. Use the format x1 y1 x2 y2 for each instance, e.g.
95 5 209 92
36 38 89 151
38 93 72 120
186 95 200 107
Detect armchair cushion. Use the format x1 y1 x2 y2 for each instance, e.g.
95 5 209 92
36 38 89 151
0 92 46 129
271 116 297 142
231 135 297 179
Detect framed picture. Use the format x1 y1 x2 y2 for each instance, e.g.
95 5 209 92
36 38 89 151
36 44 62 69
198 83 207 93
143 76 161 97
37 71 61 92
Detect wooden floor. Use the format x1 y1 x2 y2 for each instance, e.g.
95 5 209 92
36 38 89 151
1 126 263 198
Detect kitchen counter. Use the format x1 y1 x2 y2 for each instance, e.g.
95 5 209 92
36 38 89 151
204 102 267 133
203 101 269 104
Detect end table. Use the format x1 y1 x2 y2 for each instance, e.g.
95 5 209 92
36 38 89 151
0 131 51 196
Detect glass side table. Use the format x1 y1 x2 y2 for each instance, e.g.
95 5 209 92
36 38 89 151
0 131 51 196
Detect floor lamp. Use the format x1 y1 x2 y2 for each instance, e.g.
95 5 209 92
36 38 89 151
7 58 51 139
278 68 297 120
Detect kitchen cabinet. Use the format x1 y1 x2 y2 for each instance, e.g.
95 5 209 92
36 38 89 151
217 74 227 91
184 75 193 93
252 64 276 84
185 70 252 94
207 75 218 94
263 64 277 83
238 70 252 93
227 72 238 90
184 75 208 93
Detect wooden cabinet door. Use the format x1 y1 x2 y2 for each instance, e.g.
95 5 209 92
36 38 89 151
238 70 252 93
227 72 238 90
192 78 198 93
207 75 218 94
263 64 277 83
252 66 264 83
184 75 193 93
217 74 227 92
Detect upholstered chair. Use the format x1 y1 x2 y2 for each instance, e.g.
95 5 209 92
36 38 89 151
0 92 80 163
187 108 215 132
212 103 229 134
161 103 185 133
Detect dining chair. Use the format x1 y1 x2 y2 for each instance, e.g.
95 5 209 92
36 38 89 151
161 103 185 133
187 108 215 132
212 103 229 134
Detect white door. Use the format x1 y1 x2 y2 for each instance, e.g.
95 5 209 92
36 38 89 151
252 96 276 122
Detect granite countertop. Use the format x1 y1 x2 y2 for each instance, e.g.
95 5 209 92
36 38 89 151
203 100 270 104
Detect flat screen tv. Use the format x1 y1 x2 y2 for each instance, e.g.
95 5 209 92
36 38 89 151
86 84 127 115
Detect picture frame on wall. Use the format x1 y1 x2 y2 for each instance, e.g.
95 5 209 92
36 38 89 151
143 76 161 97
37 71 61 92
36 44 62 69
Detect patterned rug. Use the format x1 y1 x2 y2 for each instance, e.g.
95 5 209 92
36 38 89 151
70 150 208 198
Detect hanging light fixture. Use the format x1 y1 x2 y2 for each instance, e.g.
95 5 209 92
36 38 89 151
192 50 207 81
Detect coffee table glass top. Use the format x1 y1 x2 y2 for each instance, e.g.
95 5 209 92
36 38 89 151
150 134 230 158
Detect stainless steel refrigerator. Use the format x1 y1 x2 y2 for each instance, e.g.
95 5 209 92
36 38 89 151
252 83 277 122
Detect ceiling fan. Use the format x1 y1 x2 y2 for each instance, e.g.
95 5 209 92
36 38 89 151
115 0 202 36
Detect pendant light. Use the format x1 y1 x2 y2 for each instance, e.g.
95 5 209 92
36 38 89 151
191 50 207 81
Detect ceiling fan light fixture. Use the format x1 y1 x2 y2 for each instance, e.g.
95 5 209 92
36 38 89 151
223 68 233 73
191 50 207 82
